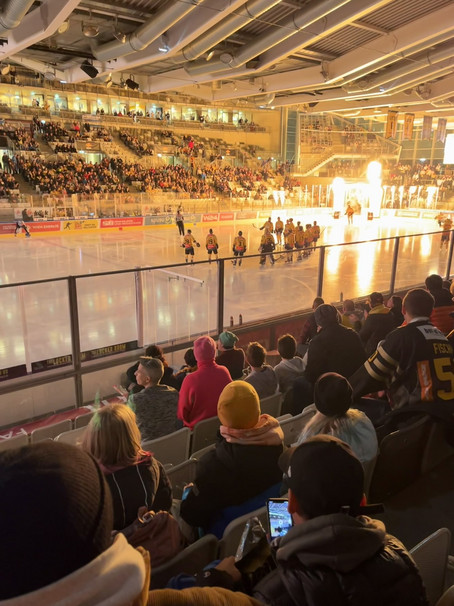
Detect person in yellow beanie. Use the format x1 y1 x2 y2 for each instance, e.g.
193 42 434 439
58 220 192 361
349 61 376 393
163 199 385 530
180 381 283 538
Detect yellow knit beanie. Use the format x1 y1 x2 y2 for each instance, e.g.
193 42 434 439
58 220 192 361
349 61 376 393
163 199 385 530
217 381 261 429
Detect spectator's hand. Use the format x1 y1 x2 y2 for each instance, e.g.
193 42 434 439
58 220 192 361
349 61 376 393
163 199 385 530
215 556 242 583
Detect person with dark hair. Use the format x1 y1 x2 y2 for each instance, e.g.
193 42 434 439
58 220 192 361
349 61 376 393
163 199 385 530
126 344 177 392
425 273 454 334
206 228 219 263
350 288 454 411
386 294 404 326
359 291 397 355
174 347 198 389
299 296 325 349
216 330 246 380
297 372 378 465
205 436 427 606
291 304 367 415
244 341 278 398
274 333 304 393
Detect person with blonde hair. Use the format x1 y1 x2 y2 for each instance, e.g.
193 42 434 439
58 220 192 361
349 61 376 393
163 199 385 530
82 404 172 531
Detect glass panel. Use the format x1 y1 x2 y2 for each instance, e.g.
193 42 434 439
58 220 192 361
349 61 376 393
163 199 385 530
223 248 321 327
142 262 217 344
323 239 394 301
76 272 137 359
0 280 71 373
394 232 448 292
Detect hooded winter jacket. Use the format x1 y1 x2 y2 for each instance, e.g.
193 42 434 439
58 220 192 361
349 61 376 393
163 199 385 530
253 514 428 606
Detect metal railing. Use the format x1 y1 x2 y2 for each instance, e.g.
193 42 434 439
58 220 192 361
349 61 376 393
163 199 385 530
1 229 452 415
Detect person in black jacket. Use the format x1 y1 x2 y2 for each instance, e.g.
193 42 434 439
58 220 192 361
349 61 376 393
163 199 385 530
180 381 283 537
290 304 367 414
207 436 428 606
359 291 397 356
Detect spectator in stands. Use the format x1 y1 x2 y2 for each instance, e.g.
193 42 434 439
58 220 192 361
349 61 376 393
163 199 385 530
359 291 397 355
178 336 231 430
126 344 177 392
174 347 198 389
341 299 363 332
298 296 324 352
216 330 246 380
291 304 367 415
214 435 427 605
274 334 305 394
0 440 150 603
425 274 454 334
180 381 283 536
82 404 172 530
350 288 454 411
128 357 180 442
297 373 378 465
386 294 404 326
0 441 259 606
244 341 278 399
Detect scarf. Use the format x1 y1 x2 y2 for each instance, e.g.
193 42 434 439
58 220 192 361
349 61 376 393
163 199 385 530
220 414 283 446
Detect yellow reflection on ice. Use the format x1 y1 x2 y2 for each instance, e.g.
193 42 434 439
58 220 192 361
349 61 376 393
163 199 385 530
420 234 432 258
356 242 376 290
326 246 340 274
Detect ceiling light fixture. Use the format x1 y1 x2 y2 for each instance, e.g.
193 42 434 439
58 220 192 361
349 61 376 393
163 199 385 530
205 50 214 61
113 15 126 44
1 64 10 76
158 34 170 53
82 11 99 38
57 20 69 34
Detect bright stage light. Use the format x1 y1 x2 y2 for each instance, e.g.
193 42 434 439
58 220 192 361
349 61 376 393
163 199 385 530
367 161 382 183
332 177 345 213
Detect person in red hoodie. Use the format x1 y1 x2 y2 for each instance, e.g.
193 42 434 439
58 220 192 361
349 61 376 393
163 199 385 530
178 336 231 430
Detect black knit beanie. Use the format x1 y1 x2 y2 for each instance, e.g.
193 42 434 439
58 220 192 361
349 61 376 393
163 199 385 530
0 441 113 599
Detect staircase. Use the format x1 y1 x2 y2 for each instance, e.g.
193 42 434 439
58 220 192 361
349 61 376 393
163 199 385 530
34 133 54 154
14 172 37 195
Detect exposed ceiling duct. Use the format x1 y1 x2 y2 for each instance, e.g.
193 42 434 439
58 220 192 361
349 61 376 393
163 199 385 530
185 0 353 76
94 0 203 63
0 0 35 35
181 0 282 62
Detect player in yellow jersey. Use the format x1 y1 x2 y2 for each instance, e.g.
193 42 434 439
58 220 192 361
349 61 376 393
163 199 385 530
275 216 284 246
312 221 321 248
205 228 219 263
259 217 273 233
295 223 305 261
259 228 275 266
441 216 453 249
284 223 295 263
182 229 199 263
232 230 247 266
304 223 313 257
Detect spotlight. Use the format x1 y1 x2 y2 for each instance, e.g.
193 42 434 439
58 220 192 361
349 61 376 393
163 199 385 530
205 50 214 61
57 20 69 34
82 23 99 37
158 34 170 53
106 78 113 88
125 78 139 90
113 30 126 43
80 60 99 79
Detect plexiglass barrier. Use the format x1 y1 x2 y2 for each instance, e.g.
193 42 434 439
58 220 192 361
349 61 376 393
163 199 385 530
1 230 453 427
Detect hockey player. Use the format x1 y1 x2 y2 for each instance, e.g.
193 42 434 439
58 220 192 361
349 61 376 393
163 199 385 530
15 220 31 238
295 223 305 261
275 216 284 246
206 228 219 263
441 216 453 250
182 229 199 263
259 217 273 232
284 221 295 263
259 228 275 266
312 220 321 248
232 230 247 266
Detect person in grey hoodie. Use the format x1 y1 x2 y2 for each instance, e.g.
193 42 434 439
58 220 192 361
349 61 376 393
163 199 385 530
244 341 278 399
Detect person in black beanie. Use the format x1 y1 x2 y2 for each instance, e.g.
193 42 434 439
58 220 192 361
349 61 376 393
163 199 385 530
0 441 148 604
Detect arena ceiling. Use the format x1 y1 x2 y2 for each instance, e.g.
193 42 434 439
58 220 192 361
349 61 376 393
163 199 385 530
1 0 454 117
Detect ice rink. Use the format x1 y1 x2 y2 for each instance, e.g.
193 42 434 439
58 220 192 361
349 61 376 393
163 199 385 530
0 211 450 373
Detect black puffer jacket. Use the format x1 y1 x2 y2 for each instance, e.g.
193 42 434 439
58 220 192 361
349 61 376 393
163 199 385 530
253 513 428 606
180 438 283 530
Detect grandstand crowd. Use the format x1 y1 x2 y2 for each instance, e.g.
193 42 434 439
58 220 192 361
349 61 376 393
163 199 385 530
2 272 454 604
